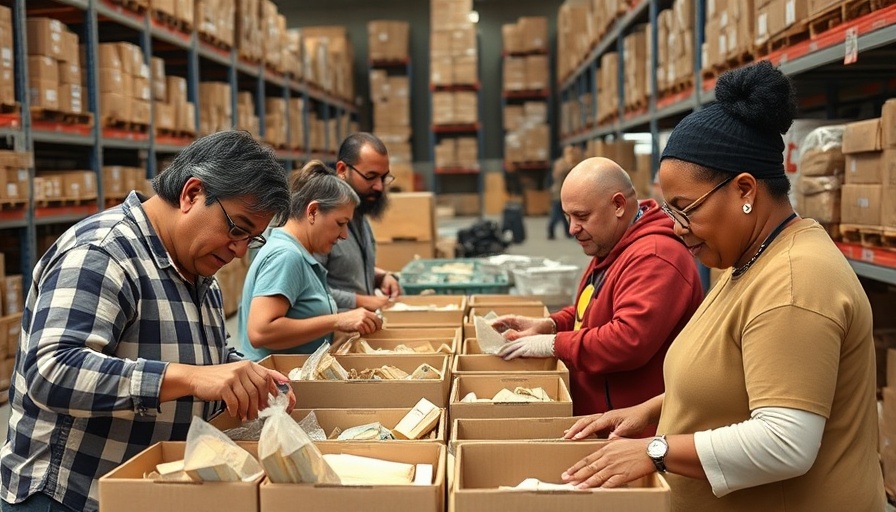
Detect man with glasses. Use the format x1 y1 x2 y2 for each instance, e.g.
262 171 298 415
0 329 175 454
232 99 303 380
491 157 703 428
316 132 402 311
1 131 294 512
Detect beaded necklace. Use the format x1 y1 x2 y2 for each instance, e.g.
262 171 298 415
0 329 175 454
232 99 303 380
731 212 798 278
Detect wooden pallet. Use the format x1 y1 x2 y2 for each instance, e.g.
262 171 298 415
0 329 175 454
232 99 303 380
819 222 842 241
34 197 97 208
0 198 27 210
840 223 886 246
155 127 194 139
151 9 191 33
198 31 232 51
596 111 618 126
0 102 19 114
103 118 150 133
757 22 811 57
809 0 876 37
110 0 148 14
238 50 264 65
31 107 94 127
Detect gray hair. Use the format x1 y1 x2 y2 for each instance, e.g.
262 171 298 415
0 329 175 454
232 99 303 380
290 160 360 219
337 132 388 165
152 130 290 225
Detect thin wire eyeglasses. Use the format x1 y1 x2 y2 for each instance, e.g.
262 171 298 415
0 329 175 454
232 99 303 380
660 176 734 230
344 162 395 186
215 198 266 249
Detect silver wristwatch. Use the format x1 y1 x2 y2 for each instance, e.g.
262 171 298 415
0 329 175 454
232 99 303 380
647 434 668 473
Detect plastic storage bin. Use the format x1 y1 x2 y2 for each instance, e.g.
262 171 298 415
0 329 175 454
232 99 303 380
399 258 510 295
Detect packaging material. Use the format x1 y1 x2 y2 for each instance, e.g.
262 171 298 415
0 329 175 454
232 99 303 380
452 355 570 388
380 295 466 327
452 442 671 511
463 304 549 339
98 441 262 512
845 153 882 185
26 18 64 60
183 416 264 482
376 241 436 272
363 327 462 347
451 416 585 450
467 295 544 308
883 99 896 149
798 125 845 177
368 20 409 61
258 353 451 408
1 275 22 315
259 442 445 512
841 118 882 154
796 175 841 223
368 193 435 242
449 374 572 421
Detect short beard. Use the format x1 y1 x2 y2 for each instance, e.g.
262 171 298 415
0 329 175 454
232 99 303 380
356 192 389 220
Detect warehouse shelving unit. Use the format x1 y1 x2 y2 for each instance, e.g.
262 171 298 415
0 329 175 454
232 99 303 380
429 80 484 208
558 0 896 286
0 0 357 284
368 54 414 186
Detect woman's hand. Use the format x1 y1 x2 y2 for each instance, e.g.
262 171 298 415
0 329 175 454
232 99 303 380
562 438 655 488
335 307 383 334
564 401 656 440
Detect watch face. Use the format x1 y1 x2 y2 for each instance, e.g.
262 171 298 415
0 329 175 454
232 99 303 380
647 439 667 458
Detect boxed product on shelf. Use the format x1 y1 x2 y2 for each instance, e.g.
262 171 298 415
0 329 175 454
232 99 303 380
453 55 478 85
368 20 409 61
456 137 478 168
26 18 65 60
798 175 842 224
28 80 58 110
556 0 593 81
58 84 82 114
264 98 288 148
0 10 13 106
842 118 882 185
524 55 548 90
369 192 436 243
502 23 522 54
840 184 881 226
451 441 671 511
518 16 548 52
454 92 478 125
430 56 453 85
195 0 235 47
596 52 618 122
236 0 264 63
431 0 473 31
450 25 477 56
1 275 22 316
623 25 648 109
1 313 20 358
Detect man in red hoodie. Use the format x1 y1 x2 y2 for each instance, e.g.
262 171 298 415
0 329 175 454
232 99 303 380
493 157 703 428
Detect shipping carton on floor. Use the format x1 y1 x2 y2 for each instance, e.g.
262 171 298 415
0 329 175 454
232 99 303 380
381 295 467 328
99 441 262 512
449 375 572 420
450 442 670 512
260 442 446 512
451 355 570 388
211 407 448 443
450 417 587 452
464 305 550 339
259 353 451 407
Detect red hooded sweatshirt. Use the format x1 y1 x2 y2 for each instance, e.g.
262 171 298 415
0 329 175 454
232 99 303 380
551 200 703 426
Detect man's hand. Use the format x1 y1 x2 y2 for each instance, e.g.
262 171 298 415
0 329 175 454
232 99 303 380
335 307 383 334
491 315 555 340
172 361 293 421
356 293 391 311
379 273 401 299
496 334 555 360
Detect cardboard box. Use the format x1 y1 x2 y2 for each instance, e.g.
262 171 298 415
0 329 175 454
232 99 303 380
840 184 881 226
523 189 550 216
502 23 521 54
844 153 881 184
1 275 22 316
1 313 20 358
259 353 452 408
883 100 896 149
369 192 435 242
451 442 671 511
260 442 446 512
368 20 409 61
451 416 584 447
98 441 262 512
451 355 570 388
464 305 549 339
797 175 841 223
467 295 544 308
338 337 458 355
449 374 573 420
436 194 480 216
26 18 64 59
28 55 58 83
842 118 882 154
211 407 447 443
28 80 58 110
363 327 462 348
58 84 83 114
518 16 548 52
381 295 466 327
58 61 81 86
376 241 436 272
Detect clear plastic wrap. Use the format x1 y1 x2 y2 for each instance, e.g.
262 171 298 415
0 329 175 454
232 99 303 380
799 125 845 177
183 416 264 482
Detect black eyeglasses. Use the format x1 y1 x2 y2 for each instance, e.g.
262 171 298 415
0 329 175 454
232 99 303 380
344 161 395 186
215 199 266 249
661 176 734 230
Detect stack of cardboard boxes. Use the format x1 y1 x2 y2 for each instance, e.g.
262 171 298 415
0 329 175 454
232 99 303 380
264 97 288 148
102 166 149 204
596 51 619 124
26 17 81 114
754 0 808 50
235 92 261 139
33 170 97 203
795 125 845 229
303 26 355 102
622 24 648 111
150 0 194 30
0 7 13 107
369 192 437 271
429 0 478 88
368 20 413 190
839 100 896 234
261 0 293 76
702 0 755 74
0 253 24 405
96 42 152 128
504 103 550 166
656 0 694 96
195 0 235 47
198 81 233 136
236 0 264 63
556 0 594 83
0 151 31 206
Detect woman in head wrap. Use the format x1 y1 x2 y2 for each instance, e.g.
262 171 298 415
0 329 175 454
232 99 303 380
561 61 885 511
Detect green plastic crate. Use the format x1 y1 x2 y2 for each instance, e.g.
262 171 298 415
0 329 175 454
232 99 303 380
399 258 510 295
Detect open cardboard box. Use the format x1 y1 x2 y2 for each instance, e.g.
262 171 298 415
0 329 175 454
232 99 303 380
450 416 589 452
259 353 451 407
451 354 570 388
466 294 544 310
260 442 446 512
364 327 462 346
464 305 550 339
381 295 467 327
449 374 572 421
340 337 458 355
99 441 262 512
211 407 448 443
450 441 670 511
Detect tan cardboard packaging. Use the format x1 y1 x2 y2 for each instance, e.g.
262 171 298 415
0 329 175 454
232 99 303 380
28 80 59 110
58 84 82 114
376 241 436 272
842 118 882 154
381 295 466 327
882 99 896 149
449 374 573 420
26 18 64 59
451 355 570 388
844 152 882 184
840 183 881 226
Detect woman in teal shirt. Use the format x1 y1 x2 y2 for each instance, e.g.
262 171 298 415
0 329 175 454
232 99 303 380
238 161 383 361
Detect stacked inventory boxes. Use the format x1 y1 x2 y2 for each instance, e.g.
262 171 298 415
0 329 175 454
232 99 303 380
27 17 81 114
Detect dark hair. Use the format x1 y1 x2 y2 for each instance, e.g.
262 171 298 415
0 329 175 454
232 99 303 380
289 160 360 219
337 132 388 166
152 130 290 225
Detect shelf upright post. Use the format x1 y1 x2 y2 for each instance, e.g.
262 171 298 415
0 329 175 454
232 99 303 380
428 83 438 194
282 82 291 169
229 49 238 134
590 58 598 134
85 0 104 211
693 0 706 109
301 84 310 159
616 31 625 138
13 0 35 282
256 63 265 140
648 0 660 177
141 13 158 179
187 31 200 136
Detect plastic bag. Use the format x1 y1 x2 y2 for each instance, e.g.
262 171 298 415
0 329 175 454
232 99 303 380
222 418 264 441
297 410 328 441
183 416 264 482
798 125 845 177
257 393 341 484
